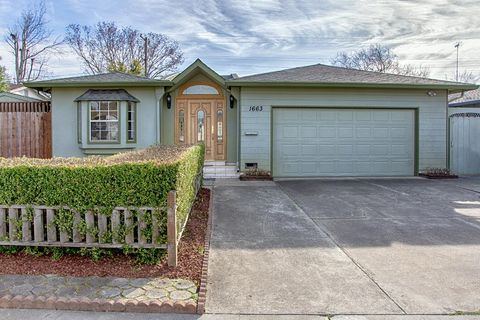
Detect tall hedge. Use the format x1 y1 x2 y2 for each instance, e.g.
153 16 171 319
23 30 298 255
0 144 204 240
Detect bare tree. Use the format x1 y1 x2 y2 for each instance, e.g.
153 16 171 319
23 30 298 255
455 70 479 83
6 2 63 83
0 57 8 92
332 44 430 78
65 22 184 78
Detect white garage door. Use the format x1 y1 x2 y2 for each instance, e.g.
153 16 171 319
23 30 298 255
273 108 415 177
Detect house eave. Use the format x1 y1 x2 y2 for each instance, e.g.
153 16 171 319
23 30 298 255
24 81 173 89
225 80 479 92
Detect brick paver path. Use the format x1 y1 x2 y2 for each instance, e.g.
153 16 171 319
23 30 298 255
0 274 197 303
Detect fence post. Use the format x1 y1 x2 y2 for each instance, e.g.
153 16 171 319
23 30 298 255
167 190 177 267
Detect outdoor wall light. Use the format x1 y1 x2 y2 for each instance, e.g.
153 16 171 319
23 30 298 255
166 93 172 109
229 94 235 109
427 90 437 97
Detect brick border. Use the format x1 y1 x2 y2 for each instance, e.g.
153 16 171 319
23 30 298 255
196 186 214 314
0 294 197 313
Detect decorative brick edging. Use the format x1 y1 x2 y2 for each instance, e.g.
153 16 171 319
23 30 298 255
197 186 214 314
0 294 196 313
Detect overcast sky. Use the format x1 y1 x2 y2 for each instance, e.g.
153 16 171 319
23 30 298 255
0 0 479 81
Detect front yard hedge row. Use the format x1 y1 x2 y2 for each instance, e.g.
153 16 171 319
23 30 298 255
0 144 204 262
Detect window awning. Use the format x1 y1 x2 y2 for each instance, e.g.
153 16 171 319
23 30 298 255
74 89 140 102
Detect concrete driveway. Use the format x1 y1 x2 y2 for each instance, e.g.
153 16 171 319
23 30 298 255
206 177 480 315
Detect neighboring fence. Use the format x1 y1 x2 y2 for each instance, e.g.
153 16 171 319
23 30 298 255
449 112 480 175
0 102 52 159
0 191 179 266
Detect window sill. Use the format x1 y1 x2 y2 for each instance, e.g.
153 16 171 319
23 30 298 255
80 146 136 155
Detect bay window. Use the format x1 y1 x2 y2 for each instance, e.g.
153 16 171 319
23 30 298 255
89 101 119 142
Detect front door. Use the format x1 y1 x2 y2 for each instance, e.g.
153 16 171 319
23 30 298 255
176 98 226 160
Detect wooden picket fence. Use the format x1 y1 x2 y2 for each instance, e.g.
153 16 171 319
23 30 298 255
0 102 52 159
0 191 179 266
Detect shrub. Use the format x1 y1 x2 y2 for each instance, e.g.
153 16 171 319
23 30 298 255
0 144 204 263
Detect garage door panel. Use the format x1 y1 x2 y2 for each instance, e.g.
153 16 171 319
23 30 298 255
373 128 389 138
273 108 415 177
301 145 317 156
318 127 336 138
320 111 337 121
338 111 354 121
372 145 390 155
317 161 338 174
338 145 354 155
319 144 336 154
373 111 390 121
301 126 316 138
338 127 354 138
283 126 299 138
391 127 408 138
355 111 372 121
356 127 371 137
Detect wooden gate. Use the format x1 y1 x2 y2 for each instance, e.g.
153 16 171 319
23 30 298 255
0 102 52 158
450 112 480 175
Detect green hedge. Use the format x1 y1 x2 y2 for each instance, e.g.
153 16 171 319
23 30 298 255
0 144 204 262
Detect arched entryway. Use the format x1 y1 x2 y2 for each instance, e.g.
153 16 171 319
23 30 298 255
175 81 226 160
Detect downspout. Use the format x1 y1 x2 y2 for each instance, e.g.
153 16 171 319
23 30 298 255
446 90 451 171
448 90 465 103
155 87 165 144
237 87 241 171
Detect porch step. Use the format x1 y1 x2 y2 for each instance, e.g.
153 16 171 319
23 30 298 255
203 161 240 179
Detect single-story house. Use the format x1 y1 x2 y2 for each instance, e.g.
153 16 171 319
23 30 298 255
0 91 46 102
8 84 50 101
26 59 478 178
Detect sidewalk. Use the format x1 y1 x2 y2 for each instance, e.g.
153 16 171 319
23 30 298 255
0 309 479 320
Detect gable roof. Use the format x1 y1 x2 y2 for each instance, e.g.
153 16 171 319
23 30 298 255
25 72 171 88
0 92 45 102
227 63 478 92
171 59 226 86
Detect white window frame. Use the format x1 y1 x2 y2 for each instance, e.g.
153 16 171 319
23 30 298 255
89 101 120 143
127 102 136 143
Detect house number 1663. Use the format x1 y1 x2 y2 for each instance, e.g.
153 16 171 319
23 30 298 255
249 106 263 112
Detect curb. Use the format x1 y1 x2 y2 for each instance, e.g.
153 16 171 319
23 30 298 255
197 186 214 314
0 294 197 313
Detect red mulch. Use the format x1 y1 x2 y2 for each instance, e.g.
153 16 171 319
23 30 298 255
0 188 211 282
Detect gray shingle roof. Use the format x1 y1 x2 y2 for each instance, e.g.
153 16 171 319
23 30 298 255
449 88 480 106
74 89 140 102
39 72 156 84
25 72 171 88
233 63 473 87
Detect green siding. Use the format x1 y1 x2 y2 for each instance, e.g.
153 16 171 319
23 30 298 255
239 87 448 174
51 87 162 157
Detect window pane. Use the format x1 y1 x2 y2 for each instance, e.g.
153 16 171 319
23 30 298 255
179 110 185 142
127 102 136 142
183 85 219 95
90 101 119 142
217 110 223 142
197 110 205 142
90 101 99 111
